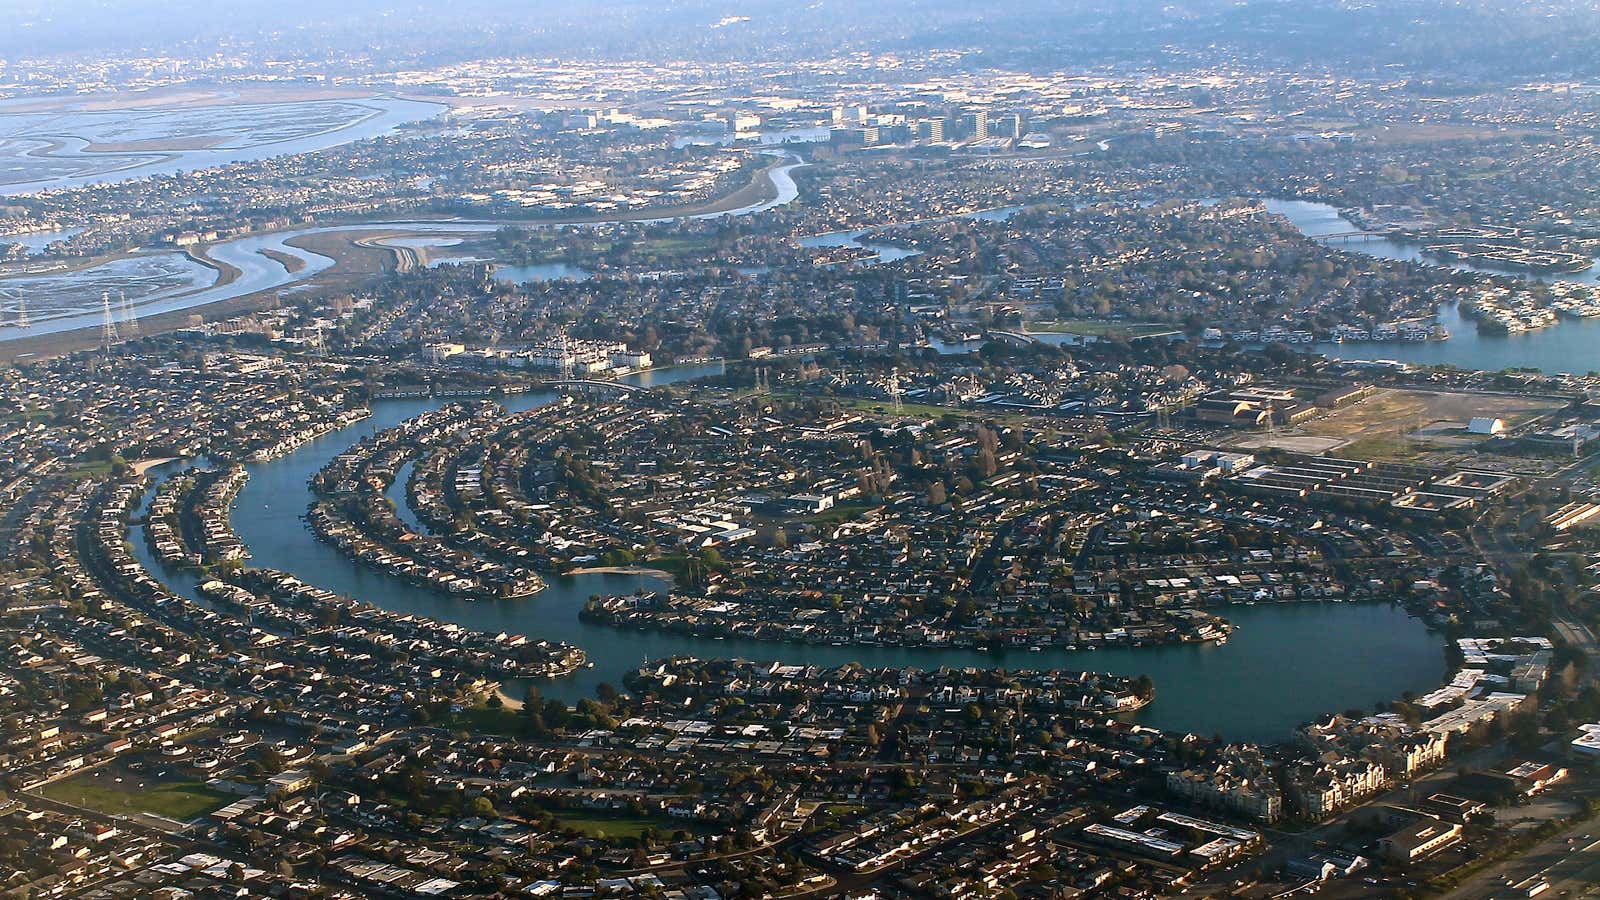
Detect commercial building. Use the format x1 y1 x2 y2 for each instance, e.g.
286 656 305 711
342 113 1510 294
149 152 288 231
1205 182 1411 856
961 110 989 141
1377 816 1462 863
1546 502 1600 532
992 113 1026 140
1503 761 1567 796
830 126 882 148
1572 723 1600 760
831 105 868 126
726 113 762 135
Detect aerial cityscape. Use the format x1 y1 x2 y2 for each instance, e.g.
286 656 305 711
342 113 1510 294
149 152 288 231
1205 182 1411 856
4 1 1600 898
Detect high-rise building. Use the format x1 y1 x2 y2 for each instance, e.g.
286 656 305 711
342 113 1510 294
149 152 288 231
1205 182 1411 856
726 113 762 135
831 105 868 126
829 126 881 148
961 109 989 140
993 113 1026 140
916 118 945 143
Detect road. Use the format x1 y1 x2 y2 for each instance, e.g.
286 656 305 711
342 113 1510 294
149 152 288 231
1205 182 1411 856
1442 821 1600 899
1553 617 1600 674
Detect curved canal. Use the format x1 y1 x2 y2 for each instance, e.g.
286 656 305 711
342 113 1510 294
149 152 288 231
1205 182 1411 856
128 363 1446 743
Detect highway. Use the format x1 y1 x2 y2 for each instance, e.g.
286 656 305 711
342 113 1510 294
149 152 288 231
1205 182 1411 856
1443 824 1600 899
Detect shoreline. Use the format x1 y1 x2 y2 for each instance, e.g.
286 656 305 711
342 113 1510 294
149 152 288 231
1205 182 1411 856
129 457 179 476
0 93 450 198
184 244 242 290
565 565 676 584
0 157 803 362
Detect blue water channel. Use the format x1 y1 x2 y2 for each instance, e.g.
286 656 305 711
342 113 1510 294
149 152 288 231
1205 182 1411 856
128 363 1445 742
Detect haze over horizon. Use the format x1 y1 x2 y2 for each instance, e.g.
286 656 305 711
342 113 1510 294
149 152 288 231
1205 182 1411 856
2 0 1600 80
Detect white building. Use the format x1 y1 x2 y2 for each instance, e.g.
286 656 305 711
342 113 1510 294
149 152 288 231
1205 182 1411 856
1468 417 1505 435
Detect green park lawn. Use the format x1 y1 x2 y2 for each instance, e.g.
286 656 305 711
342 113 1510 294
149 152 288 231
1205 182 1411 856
41 768 231 821
550 811 710 840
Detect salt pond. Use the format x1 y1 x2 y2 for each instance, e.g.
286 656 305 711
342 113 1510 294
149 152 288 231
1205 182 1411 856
0 95 445 195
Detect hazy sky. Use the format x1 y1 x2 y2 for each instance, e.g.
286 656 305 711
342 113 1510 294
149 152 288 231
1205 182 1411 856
2 1 1598 80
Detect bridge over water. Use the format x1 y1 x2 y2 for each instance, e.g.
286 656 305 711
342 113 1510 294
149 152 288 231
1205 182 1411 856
543 379 647 397
1317 230 1396 241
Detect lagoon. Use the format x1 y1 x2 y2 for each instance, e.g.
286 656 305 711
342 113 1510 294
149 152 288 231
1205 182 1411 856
1268 199 1600 374
129 364 1446 743
493 262 593 284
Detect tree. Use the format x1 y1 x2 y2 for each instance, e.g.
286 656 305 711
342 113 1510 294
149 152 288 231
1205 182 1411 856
1134 674 1155 699
543 698 571 729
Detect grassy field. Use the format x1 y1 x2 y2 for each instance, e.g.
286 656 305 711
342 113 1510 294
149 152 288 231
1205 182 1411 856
0 408 52 425
446 703 528 736
64 459 118 480
805 499 878 527
1336 434 1423 461
1302 389 1564 447
637 235 718 255
836 397 965 420
1359 123 1547 146
552 811 706 840
42 769 230 821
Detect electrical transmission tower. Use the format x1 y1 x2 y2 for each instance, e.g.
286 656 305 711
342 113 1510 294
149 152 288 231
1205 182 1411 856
119 291 139 338
556 332 574 381
887 368 904 414
99 292 119 348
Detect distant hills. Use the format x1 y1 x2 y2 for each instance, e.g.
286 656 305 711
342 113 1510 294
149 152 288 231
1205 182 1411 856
3 0 1599 81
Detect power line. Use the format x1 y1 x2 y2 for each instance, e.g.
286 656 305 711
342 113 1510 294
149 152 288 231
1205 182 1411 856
556 332 574 381
100 292 119 349
119 290 139 338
